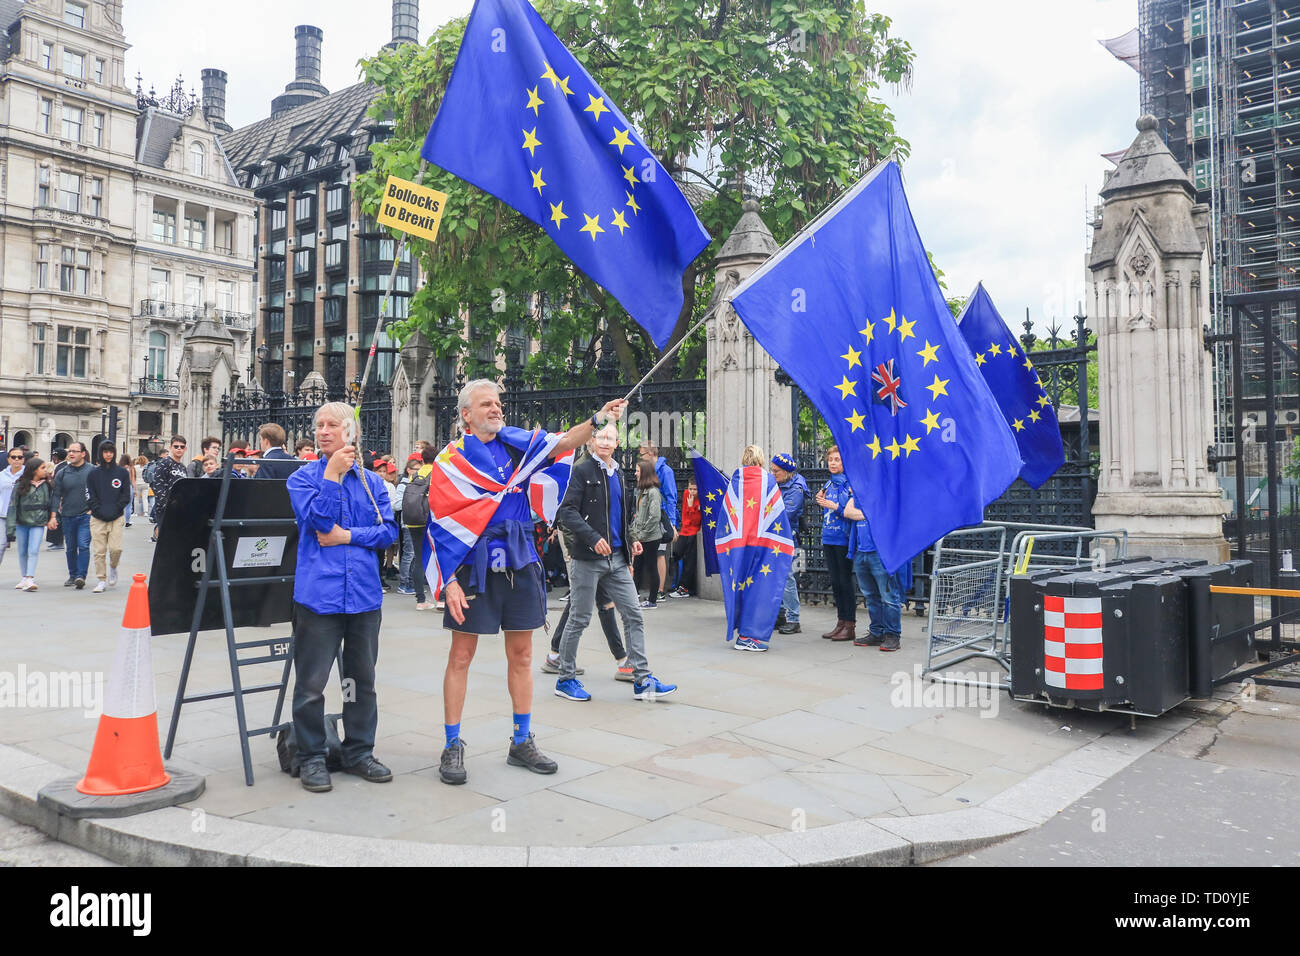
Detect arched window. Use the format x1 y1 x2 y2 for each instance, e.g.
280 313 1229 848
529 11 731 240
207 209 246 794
190 141 205 176
147 331 168 381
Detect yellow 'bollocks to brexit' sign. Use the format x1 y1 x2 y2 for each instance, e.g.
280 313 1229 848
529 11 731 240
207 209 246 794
375 175 447 243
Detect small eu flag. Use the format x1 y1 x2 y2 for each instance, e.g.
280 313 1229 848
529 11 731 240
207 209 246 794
956 284 1066 489
730 161 1022 572
688 450 730 578
421 0 711 348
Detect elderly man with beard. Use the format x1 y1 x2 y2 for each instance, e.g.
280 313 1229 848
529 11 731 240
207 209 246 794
433 379 626 787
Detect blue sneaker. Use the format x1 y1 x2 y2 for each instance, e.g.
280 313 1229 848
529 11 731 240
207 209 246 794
734 637 769 652
632 674 677 701
554 678 592 701
396 586 415 595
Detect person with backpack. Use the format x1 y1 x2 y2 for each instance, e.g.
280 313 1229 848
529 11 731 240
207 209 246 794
86 441 130 593
400 447 437 610
7 457 53 591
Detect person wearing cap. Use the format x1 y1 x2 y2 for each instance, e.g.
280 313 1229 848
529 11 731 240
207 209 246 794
770 453 810 635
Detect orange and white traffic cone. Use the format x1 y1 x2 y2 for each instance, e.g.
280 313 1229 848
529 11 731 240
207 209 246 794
77 573 171 796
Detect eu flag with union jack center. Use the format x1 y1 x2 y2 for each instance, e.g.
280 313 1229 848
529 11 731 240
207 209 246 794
956 283 1065 488
713 465 795 643
730 161 1022 573
420 0 711 348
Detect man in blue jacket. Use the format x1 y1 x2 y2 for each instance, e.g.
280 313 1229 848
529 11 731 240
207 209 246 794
770 453 809 634
286 401 399 793
638 441 677 600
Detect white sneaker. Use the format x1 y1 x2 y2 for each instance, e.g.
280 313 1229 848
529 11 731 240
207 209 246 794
14 578 26 590
108 566 118 587
92 581 106 593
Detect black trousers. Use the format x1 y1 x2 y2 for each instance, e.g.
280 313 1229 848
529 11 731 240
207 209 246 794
291 603 381 765
672 533 698 595
824 544 857 622
632 538 661 599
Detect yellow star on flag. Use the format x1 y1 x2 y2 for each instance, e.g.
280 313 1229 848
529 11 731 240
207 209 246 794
975 352 986 366
866 435 881 458
1008 345 1018 358
530 168 546 195
841 345 862 369
548 201 567 228
703 506 712 515
926 374 950 400
540 62 561 87
610 209 629 235
885 438 902 460
1037 394 1050 408
556 75 573 96
584 94 609 121
760 564 772 575
896 316 916 342
916 341 940 366
521 127 541 157
525 86 544 115
835 376 857 400
920 408 941 433
845 409 867 432
773 522 783 532
580 214 604 241
1029 409 1042 423
771 545 783 555
1024 356 1034 370
708 520 716 530
609 127 633 154
988 342 1002 357
860 319 875 344
882 308 897 334
706 491 716 501
1012 418 1025 432
622 165 639 187
900 434 920 457
745 497 757 510
625 190 641 215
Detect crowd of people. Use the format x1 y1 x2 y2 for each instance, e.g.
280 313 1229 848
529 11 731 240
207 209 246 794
0 383 907 794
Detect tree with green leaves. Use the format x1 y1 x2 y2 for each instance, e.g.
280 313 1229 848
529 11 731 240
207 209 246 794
357 0 913 386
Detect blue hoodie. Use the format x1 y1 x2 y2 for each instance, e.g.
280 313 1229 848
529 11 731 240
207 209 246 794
819 472 853 546
654 455 678 528
778 472 810 538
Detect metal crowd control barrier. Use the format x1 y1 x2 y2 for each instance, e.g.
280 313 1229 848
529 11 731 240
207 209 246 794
1197 583 1300 693
923 521 1129 690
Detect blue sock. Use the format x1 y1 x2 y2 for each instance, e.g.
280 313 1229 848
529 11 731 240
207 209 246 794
512 713 531 745
445 722 460 746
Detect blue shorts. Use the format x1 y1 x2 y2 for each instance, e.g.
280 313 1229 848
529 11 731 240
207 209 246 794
443 561 547 635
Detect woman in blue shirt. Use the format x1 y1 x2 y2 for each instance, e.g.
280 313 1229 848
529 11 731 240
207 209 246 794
814 445 858 641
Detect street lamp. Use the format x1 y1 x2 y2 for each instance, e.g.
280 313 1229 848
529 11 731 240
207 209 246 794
256 342 269 391
146 434 164 456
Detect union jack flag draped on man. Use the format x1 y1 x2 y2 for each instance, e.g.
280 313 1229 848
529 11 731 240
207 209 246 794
713 464 796 641
424 426 574 599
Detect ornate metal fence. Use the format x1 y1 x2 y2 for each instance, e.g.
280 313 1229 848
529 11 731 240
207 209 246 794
218 383 393 452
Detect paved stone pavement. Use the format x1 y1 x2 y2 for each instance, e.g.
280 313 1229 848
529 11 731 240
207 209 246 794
1 523 1183 856
0 814 115 866
937 687 1300 867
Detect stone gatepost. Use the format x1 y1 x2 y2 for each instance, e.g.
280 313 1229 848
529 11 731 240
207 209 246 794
177 309 239 446
393 328 433 453
699 199 793 600
1088 116 1229 560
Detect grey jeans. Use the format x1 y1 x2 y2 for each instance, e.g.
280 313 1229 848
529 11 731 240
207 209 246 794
559 553 649 683
781 548 801 622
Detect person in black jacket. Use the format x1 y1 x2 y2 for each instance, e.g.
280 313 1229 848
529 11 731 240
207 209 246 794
553 424 676 703
253 423 299 480
86 442 130 593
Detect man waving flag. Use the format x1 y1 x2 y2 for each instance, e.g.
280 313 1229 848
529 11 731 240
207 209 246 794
730 161 1022 572
955 283 1065 488
421 0 711 349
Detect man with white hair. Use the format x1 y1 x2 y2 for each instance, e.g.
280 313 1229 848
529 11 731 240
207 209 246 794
430 379 625 786
286 401 399 793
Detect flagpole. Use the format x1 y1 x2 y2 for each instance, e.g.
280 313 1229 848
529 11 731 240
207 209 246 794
352 158 430 452
617 306 715 405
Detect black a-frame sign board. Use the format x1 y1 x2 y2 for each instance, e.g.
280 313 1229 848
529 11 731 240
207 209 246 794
150 455 304 785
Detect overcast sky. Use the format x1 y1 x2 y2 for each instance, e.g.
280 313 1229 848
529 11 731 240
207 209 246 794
122 0 1142 333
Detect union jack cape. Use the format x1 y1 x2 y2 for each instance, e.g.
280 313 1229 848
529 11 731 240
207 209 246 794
714 465 796 641
424 425 574 599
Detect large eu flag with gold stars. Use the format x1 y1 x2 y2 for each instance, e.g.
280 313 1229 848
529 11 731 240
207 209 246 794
956 283 1065 489
420 0 711 348
730 161 1022 572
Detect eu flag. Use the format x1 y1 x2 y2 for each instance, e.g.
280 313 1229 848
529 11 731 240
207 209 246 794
421 0 711 348
713 465 795 643
688 450 729 577
730 161 1022 572
956 284 1065 488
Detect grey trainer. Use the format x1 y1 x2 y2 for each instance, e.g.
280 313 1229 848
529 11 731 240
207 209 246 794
440 738 467 785
506 733 557 775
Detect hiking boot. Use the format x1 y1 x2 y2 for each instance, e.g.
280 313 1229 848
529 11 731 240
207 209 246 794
341 755 392 783
777 621 801 635
299 758 332 793
880 633 901 652
439 738 467 785
507 733 557 774
821 620 846 639
829 622 855 642
854 632 883 647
